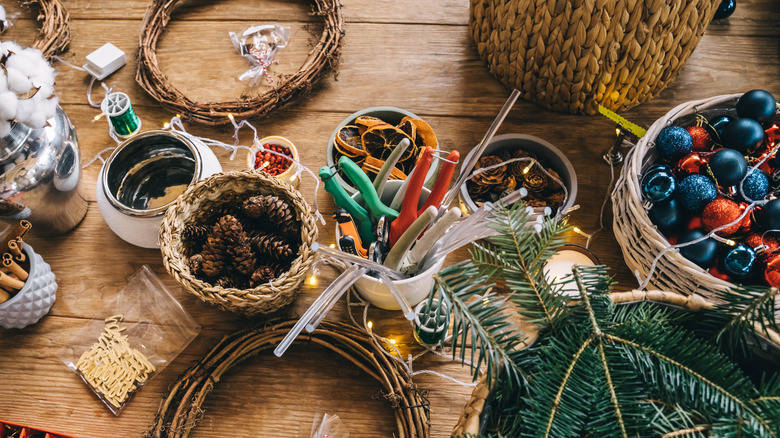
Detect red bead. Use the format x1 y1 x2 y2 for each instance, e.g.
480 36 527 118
702 198 742 236
687 125 713 152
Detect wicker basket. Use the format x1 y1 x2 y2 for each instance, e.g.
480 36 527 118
612 93 742 300
469 0 719 114
159 171 318 315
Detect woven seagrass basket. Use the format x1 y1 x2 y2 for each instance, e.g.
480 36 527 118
612 93 743 300
469 0 719 114
159 171 318 316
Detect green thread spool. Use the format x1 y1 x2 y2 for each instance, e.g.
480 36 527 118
103 92 141 138
413 298 449 346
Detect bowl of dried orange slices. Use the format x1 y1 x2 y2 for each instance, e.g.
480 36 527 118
326 107 441 194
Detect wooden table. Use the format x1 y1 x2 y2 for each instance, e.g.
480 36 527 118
0 1 777 437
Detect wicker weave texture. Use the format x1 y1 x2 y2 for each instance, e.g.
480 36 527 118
159 171 318 316
469 0 719 114
612 93 742 300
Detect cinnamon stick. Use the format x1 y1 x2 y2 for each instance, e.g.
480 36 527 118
0 272 24 290
0 220 31 251
3 254 27 281
0 287 10 304
7 240 25 263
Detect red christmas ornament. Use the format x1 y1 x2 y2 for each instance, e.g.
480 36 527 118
702 198 742 236
765 124 780 149
763 253 780 287
687 216 703 231
686 125 713 152
752 147 777 174
745 232 780 252
708 265 732 282
675 152 710 178
738 202 753 232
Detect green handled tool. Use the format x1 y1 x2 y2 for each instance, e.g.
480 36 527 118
338 156 399 220
319 166 375 244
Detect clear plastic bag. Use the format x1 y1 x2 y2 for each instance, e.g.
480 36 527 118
229 24 290 87
57 265 200 415
310 412 349 438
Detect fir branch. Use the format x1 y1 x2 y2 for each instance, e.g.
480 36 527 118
661 425 711 437
605 333 775 437
597 342 627 438
542 337 594 438
434 262 528 387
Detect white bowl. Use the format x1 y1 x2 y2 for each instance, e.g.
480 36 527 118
0 243 57 329
326 106 441 195
96 130 222 249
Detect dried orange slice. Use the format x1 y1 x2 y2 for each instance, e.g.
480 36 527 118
362 156 407 180
335 125 366 158
396 118 416 142
355 116 388 136
401 117 438 149
361 124 412 156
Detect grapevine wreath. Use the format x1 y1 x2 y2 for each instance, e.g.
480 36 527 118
136 0 344 126
20 0 71 58
144 320 430 438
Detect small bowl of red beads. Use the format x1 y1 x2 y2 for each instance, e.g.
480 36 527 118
247 136 300 188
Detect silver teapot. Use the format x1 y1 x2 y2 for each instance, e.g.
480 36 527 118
0 106 88 236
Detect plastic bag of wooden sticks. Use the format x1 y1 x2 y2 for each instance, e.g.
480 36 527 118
56 266 200 415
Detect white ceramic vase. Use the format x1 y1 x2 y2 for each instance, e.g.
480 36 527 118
0 243 57 329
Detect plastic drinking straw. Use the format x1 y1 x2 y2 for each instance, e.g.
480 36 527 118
378 272 416 321
441 89 521 208
312 242 406 280
274 263 365 357
305 265 369 333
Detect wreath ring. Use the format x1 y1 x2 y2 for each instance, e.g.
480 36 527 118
22 0 71 58
144 320 430 438
136 0 344 126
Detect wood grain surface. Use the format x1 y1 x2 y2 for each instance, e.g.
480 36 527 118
0 0 778 437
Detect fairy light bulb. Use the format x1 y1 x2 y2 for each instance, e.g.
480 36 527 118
523 164 532 174
329 243 336 249
163 122 170 129
367 321 373 330
388 338 397 345
726 239 736 246
227 113 235 122
308 275 317 286
93 113 104 122
573 227 593 239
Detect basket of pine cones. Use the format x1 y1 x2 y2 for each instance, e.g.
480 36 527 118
159 171 318 315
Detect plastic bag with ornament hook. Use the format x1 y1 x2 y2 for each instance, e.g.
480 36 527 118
229 24 290 87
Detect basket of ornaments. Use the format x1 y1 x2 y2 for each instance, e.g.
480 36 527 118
613 90 780 300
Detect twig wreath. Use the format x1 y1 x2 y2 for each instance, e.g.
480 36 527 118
144 320 430 438
23 0 71 58
136 0 345 126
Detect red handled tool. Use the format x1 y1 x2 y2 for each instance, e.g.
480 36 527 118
418 150 460 215
389 146 434 246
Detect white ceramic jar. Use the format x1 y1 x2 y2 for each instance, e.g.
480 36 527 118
0 243 57 329
96 130 222 248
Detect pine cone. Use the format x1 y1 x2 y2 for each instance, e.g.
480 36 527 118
188 254 204 276
214 276 238 289
182 224 210 247
250 263 285 287
230 235 257 276
243 195 299 236
201 215 241 277
249 231 295 260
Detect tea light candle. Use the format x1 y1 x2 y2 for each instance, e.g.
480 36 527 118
544 245 599 298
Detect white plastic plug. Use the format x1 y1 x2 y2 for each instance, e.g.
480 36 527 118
83 43 125 80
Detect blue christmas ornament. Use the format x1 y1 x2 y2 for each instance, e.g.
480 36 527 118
710 115 734 138
758 199 780 231
648 199 684 233
741 169 770 202
722 243 756 279
656 126 693 160
713 0 736 19
676 174 717 213
679 230 718 269
722 118 765 153
709 148 747 186
736 89 777 123
641 168 677 203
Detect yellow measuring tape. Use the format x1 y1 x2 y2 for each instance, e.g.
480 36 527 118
598 105 647 138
